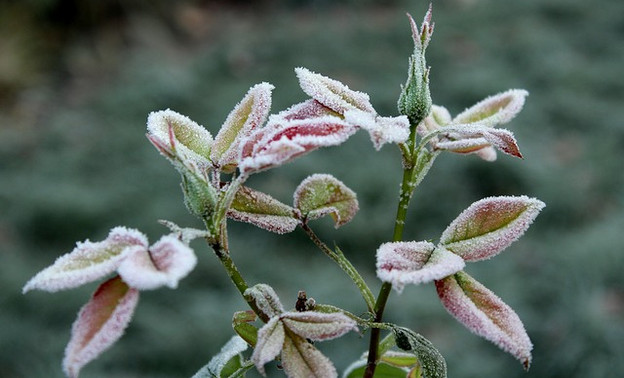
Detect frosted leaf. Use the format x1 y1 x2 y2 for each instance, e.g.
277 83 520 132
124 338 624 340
417 104 451 137
277 99 339 121
23 227 148 293
379 351 418 368
252 317 285 376
453 89 528 127
280 311 358 342
435 271 532 369
295 67 375 115
228 185 300 234
391 326 447 378
63 276 139 378
293 174 359 228
244 284 284 319
192 335 249 378
157 220 212 244
344 110 410 150
437 124 523 159
239 116 356 174
376 241 465 293
343 359 410 378
211 83 274 172
440 196 545 261
146 109 213 168
281 333 337 378
117 235 197 290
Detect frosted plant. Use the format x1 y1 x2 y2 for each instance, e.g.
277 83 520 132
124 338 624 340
24 4 545 378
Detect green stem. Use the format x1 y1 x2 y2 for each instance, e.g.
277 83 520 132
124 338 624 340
301 222 376 312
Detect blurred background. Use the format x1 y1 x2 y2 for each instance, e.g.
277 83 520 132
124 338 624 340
1 0 623 377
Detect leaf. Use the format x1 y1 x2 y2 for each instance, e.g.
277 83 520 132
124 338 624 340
233 310 259 347
239 116 357 174
436 125 523 159
192 335 249 378
244 284 284 319
277 99 339 121
344 110 410 150
211 83 274 172
435 271 532 369
295 67 375 115
452 89 528 127
228 185 300 234
23 227 148 293
281 333 337 378
380 351 419 368
280 311 358 342
343 359 410 378
391 326 447 378
251 317 285 376
63 276 139 378
439 196 545 261
293 174 359 228
117 235 197 290
146 109 213 166
376 241 465 293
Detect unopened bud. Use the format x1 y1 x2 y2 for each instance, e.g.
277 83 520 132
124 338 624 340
181 172 217 220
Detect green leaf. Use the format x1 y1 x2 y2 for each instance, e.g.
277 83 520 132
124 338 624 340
228 185 299 234
191 336 249 378
344 359 410 378
293 173 359 228
391 326 447 378
232 311 258 348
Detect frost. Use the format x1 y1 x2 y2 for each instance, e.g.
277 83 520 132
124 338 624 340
252 317 285 376
244 284 284 319
277 99 338 121
407 3 434 50
63 276 139 378
295 67 375 115
344 110 410 150
23 227 148 293
117 235 197 290
228 185 300 234
436 124 523 158
453 89 528 127
211 83 274 172
239 116 357 174
293 173 359 228
376 241 465 293
280 311 358 341
440 196 545 261
192 335 249 378
435 271 532 369
281 334 338 378
146 109 213 168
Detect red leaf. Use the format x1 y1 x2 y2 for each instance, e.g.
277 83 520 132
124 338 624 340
63 276 139 378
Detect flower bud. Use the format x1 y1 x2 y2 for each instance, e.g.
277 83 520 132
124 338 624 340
180 172 217 220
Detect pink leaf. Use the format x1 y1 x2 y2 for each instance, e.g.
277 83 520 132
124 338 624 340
228 185 300 234
251 317 285 376
376 241 465 292
440 196 545 261
295 67 375 115
23 227 148 293
63 276 139 378
281 334 337 378
293 174 359 228
452 89 528 127
117 235 197 290
239 116 356 174
436 125 523 159
435 271 532 369
211 83 274 172
280 311 358 341
277 99 339 121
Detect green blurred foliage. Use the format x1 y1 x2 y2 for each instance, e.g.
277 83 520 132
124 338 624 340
1 0 623 377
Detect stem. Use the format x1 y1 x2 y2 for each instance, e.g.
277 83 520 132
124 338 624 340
301 222 376 312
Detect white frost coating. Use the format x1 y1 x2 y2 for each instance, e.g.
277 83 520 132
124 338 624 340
211 83 274 170
228 210 300 234
277 99 337 121
244 284 284 319
453 89 528 126
63 277 140 378
280 311 358 341
23 227 148 293
117 235 197 290
146 109 213 167
344 110 410 150
252 317 286 376
440 196 545 262
435 272 533 369
192 335 248 378
281 335 338 378
295 67 375 115
293 173 359 227
376 241 465 293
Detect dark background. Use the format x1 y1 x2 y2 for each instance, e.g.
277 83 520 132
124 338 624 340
1 0 623 377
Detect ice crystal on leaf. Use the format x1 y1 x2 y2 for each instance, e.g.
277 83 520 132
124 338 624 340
344 110 410 150
192 335 249 378
376 241 465 293
244 284 285 319
293 173 359 228
453 89 528 126
23 227 148 293
440 196 545 262
228 185 300 234
63 276 139 378
435 271 533 369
